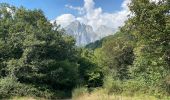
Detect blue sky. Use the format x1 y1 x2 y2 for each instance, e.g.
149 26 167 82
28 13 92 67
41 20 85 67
0 0 131 31
0 0 124 20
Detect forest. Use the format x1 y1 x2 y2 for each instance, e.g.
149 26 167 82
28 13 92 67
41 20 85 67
0 0 170 100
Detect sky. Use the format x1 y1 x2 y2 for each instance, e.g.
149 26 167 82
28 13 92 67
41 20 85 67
0 0 124 20
0 0 132 30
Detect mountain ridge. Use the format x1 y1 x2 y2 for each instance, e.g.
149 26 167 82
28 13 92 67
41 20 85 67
63 20 115 46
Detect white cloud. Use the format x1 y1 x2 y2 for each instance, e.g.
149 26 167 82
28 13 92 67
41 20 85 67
65 4 84 14
53 0 131 31
52 14 76 27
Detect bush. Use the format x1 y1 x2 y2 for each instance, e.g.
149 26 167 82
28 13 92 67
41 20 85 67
0 77 19 98
103 76 113 91
72 86 88 98
122 79 149 96
158 75 170 96
0 77 56 99
103 76 123 94
110 80 123 94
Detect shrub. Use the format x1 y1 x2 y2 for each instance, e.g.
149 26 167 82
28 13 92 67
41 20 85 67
103 76 123 94
0 77 19 98
103 76 113 91
110 80 123 94
0 77 56 99
72 86 88 98
122 79 148 95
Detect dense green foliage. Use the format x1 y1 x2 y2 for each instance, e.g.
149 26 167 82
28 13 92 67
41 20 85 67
0 3 104 99
0 0 170 99
0 3 80 99
87 0 170 98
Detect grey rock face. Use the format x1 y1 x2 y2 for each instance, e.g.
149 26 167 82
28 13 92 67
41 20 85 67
64 20 114 46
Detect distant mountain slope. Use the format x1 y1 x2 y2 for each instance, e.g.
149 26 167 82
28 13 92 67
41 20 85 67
85 35 115 50
56 20 115 46
85 32 135 50
65 21 98 46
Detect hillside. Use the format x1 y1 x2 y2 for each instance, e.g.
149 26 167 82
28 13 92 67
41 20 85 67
51 20 115 46
0 0 170 100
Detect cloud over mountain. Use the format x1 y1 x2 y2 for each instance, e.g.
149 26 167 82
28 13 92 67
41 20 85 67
52 14 76 27
53 0 131 31
51 0 162 46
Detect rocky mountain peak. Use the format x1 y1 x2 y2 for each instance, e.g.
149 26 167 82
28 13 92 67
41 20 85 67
64 20 115 46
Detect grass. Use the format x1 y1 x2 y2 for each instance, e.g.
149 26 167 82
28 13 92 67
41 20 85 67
9 94 170 100
9 88 170 100
11 97 45 100
72 88 170 100
73 94 158 100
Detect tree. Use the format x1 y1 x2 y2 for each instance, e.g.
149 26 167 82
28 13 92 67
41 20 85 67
128 0 170 88
78 49 103 87
94 32 134 80
0 3 79 98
